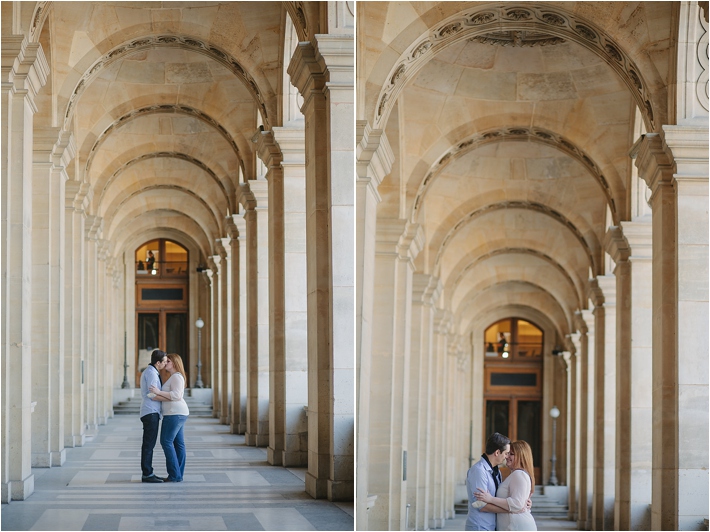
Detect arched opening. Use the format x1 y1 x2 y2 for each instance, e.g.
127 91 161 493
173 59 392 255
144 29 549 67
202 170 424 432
134 239 190 386
483 317 543 483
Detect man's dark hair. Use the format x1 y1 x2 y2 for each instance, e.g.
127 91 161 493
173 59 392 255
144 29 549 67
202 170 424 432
485 432 510 455
150 349 167 365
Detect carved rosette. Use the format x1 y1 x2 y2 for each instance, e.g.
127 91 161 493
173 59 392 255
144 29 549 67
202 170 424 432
412 126 617 224
64 35 269 129
374 4 656 130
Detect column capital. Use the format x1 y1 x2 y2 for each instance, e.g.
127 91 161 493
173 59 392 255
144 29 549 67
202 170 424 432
2 36 49 102
314 34 354 85
97 239 111 261
587 278 605 308
230 213 246 239
620 217 652 262
271 126 305 165
85 215 102 241
433 308 453 334
237 183 256 211
596 274 616 308
214 238 227 260
375 218 424 261
633 133 675 194
580 309 595 333
287 40 325 100
604 226 631 263
574 312 588 336
662 125 709 194
255 130 283 170
247 179 269 208
412 273 442 306
356 121 393 197
65 180 90 212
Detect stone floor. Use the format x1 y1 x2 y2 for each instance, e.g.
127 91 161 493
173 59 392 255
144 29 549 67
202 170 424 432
440 513 578 531
1 415 353 531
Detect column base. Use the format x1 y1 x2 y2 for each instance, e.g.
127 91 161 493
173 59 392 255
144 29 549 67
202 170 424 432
305 472 328 499
64 434 85 447
2 474 35 502
281 450 307 467
267 446 283 465
32 452 52 468
219 415 229 425
245 432 269 447
328 478 354 501
51 449 66 466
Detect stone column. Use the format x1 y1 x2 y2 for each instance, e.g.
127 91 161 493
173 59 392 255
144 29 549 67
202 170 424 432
219 236 233 427
288 34 354 500
566 337 579 521
355 122 393 525
240 181 270 446
429 310 451 529
96 240 109 425
257 132 286 465
636 127 708 530
366 220 423 529
608 222 653 530
214 239 230 425
64 181 87 448
576 310 595 530
230 213 247 434
208 256 221 418
589 276 616 530
633 133 680 530
31 128 72 467
1 35 48 502
664 124 710 530
84 215 101 434
407 274 438 530
272 125 308 467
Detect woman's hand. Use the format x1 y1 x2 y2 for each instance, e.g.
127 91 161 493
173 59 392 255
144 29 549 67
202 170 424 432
149 385 160 394
474 488 493 504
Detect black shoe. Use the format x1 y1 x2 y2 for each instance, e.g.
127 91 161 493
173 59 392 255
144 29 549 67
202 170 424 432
142 475 163 483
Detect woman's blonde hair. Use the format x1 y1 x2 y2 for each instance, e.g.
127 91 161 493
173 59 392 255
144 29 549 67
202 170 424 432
167 353 187 383
510 440 535 494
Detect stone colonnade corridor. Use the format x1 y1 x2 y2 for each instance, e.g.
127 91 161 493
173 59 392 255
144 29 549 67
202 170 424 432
0 416 353 531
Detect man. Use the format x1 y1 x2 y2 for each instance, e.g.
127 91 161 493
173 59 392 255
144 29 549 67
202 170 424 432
465 432 510 531
140 349 167 483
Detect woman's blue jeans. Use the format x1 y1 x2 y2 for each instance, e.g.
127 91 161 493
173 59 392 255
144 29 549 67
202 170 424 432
160 414 188 481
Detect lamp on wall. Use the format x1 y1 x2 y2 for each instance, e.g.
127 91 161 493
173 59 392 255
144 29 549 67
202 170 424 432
548 405 560 485
194 317 205 388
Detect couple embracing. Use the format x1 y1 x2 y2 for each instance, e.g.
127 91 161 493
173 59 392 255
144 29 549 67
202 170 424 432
465 432 537 531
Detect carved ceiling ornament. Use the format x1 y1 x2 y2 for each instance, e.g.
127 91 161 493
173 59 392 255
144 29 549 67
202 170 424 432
451 247 583 309
286 1 309 41
471 30 566 47
29 2 51 41
374 4 657 132
435 200 599 277
412 126 618 224
85 104 242 179
64 34 270 130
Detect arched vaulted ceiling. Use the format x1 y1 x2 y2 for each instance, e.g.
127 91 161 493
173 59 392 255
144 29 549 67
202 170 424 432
29 1 305 261
359 1 676 341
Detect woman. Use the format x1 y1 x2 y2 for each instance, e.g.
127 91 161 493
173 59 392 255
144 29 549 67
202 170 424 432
474 440 537 531
149 353 189 482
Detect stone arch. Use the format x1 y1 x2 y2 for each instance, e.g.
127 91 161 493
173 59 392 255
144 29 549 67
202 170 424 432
449 247 583 310
95 152 232 216
84 104 245 180
115 216 213 262
434 201 601 276
59 33 274 131
413 126 620 224
372 4 660 132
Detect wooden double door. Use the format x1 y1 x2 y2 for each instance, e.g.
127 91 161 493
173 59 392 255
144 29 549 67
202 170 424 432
135 310 188 387
485 397 541 484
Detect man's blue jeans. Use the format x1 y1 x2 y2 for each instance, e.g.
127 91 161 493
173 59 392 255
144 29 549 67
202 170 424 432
140 413 160 478
160 414 188 481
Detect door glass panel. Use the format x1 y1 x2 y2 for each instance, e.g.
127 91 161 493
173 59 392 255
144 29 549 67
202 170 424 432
166 313 188 384
486 400 509 438
517 400 542 467
137 313 159 386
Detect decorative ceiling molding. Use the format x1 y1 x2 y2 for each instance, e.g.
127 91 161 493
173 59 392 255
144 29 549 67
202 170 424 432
285 2 310 42
63 34 270 129
374 4 657 132
435 200 599 275
97 152 231 213
471 30 565 47
451 247 583 308
29 2 51 41
85 104 241 179
412 125 618 223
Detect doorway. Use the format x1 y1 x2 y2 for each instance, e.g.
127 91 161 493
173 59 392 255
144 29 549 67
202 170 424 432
136 311 189 386
483 318 543 484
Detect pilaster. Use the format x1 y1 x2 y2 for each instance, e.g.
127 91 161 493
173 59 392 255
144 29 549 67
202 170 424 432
83 215 102 434
272 125 308 468
566 333 579 522
230 213 247 435
208 254 222 420
1 34 49 503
